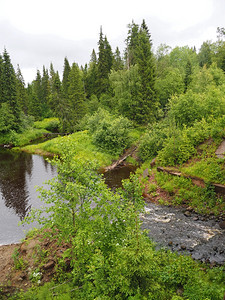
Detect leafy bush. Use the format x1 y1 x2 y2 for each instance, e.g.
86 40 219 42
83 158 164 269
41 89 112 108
34 118 60 132
138 122 167 161
87 108 132 154
158 130 196 166
167 86 225 128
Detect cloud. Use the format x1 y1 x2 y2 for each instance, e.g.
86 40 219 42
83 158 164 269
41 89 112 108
0 21 97 83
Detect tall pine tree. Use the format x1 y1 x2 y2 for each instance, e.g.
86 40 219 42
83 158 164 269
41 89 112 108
125 20 139 69
65 63 86 131
16 65 28 114
96 27 113 97
2 49 21 130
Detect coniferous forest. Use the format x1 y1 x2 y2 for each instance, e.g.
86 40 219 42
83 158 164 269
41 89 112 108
0 21 225 299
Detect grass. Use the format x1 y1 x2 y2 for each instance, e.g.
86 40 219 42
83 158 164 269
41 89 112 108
0 128 48 147
21 130 117 168
154 170 225 215
180 157 225 184
34 118 60 132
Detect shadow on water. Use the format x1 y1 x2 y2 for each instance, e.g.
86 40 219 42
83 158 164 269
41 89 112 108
103 164 137 189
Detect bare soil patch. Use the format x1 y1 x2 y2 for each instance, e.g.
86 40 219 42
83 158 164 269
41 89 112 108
0 230 71 298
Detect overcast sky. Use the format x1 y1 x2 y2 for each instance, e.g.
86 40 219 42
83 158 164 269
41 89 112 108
0 0 224 84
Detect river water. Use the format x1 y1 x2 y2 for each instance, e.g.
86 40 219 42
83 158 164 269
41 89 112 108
0 149 224 264
0 149 57 245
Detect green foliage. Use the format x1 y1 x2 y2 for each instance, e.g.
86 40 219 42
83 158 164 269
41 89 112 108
12 248 27 270
34 118 60 132
13 151 224 299
0 102 15 133
158 128 196 166
181 157 225 185
155 170 225 214
155 66 184 109
87 108 133 155
138 122 168 161
22 130 115 167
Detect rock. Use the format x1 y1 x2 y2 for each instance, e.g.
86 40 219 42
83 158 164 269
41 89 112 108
20 243 27 254
150 157 156 168
210 262 217 268
19 272 27 280
168 241 173 246
219 221 225 229
193 216 199 221
186 206 193 212
43 260 55 270
143 168 149 178
184 211 191 217
181 245 186 250
176 288 183 296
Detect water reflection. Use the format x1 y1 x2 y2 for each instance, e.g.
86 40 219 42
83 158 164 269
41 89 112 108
0 149 57 245
103 164 137 189
0 150 32 220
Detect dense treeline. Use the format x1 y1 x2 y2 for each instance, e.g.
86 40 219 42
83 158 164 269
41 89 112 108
1 23 225 138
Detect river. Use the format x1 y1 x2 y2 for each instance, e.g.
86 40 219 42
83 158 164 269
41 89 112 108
0 149 57 245
0 149 224 264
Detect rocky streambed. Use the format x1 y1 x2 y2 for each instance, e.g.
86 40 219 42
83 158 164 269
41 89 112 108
141 202 225 265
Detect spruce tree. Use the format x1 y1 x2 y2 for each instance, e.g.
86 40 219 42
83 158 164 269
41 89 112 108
85 49 98 98
58 57 71 132
132 21 158 124
41 66 51 117
125 20 139 68
113 47 124 71
50 71 62 115
96 27 113 97
31 70 42 119
27 83 41 119
0 54 3 104
66 63 86 131
2 48 21 130
16 65 28 114
62 57 71 100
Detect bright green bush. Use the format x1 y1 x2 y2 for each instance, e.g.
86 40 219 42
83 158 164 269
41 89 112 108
138 123 167 161
87 108 132 154
158 130 196 166
34 118 60 132
167 86 225 128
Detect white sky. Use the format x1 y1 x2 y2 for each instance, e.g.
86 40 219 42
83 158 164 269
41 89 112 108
0 0 224 84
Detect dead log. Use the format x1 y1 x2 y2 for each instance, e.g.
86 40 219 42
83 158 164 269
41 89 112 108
104 146 137 172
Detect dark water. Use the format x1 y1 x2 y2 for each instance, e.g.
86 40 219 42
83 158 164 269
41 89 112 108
103 164 137 189
0 149 57 245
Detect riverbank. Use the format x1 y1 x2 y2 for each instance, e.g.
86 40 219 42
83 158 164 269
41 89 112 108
0 204 224 299
0 152 225 298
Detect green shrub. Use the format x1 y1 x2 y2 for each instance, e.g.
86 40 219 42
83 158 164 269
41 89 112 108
158 130 196 166
34 118 60 132
87 108 132 155
138 122 168 161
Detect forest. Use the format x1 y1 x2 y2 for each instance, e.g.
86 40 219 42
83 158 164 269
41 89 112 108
0 20 225 299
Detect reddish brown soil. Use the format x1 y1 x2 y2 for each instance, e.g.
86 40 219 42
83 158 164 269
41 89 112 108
142 172 172 204
0 230 71 298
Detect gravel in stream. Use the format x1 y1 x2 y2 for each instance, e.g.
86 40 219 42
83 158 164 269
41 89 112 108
141 202 225 265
